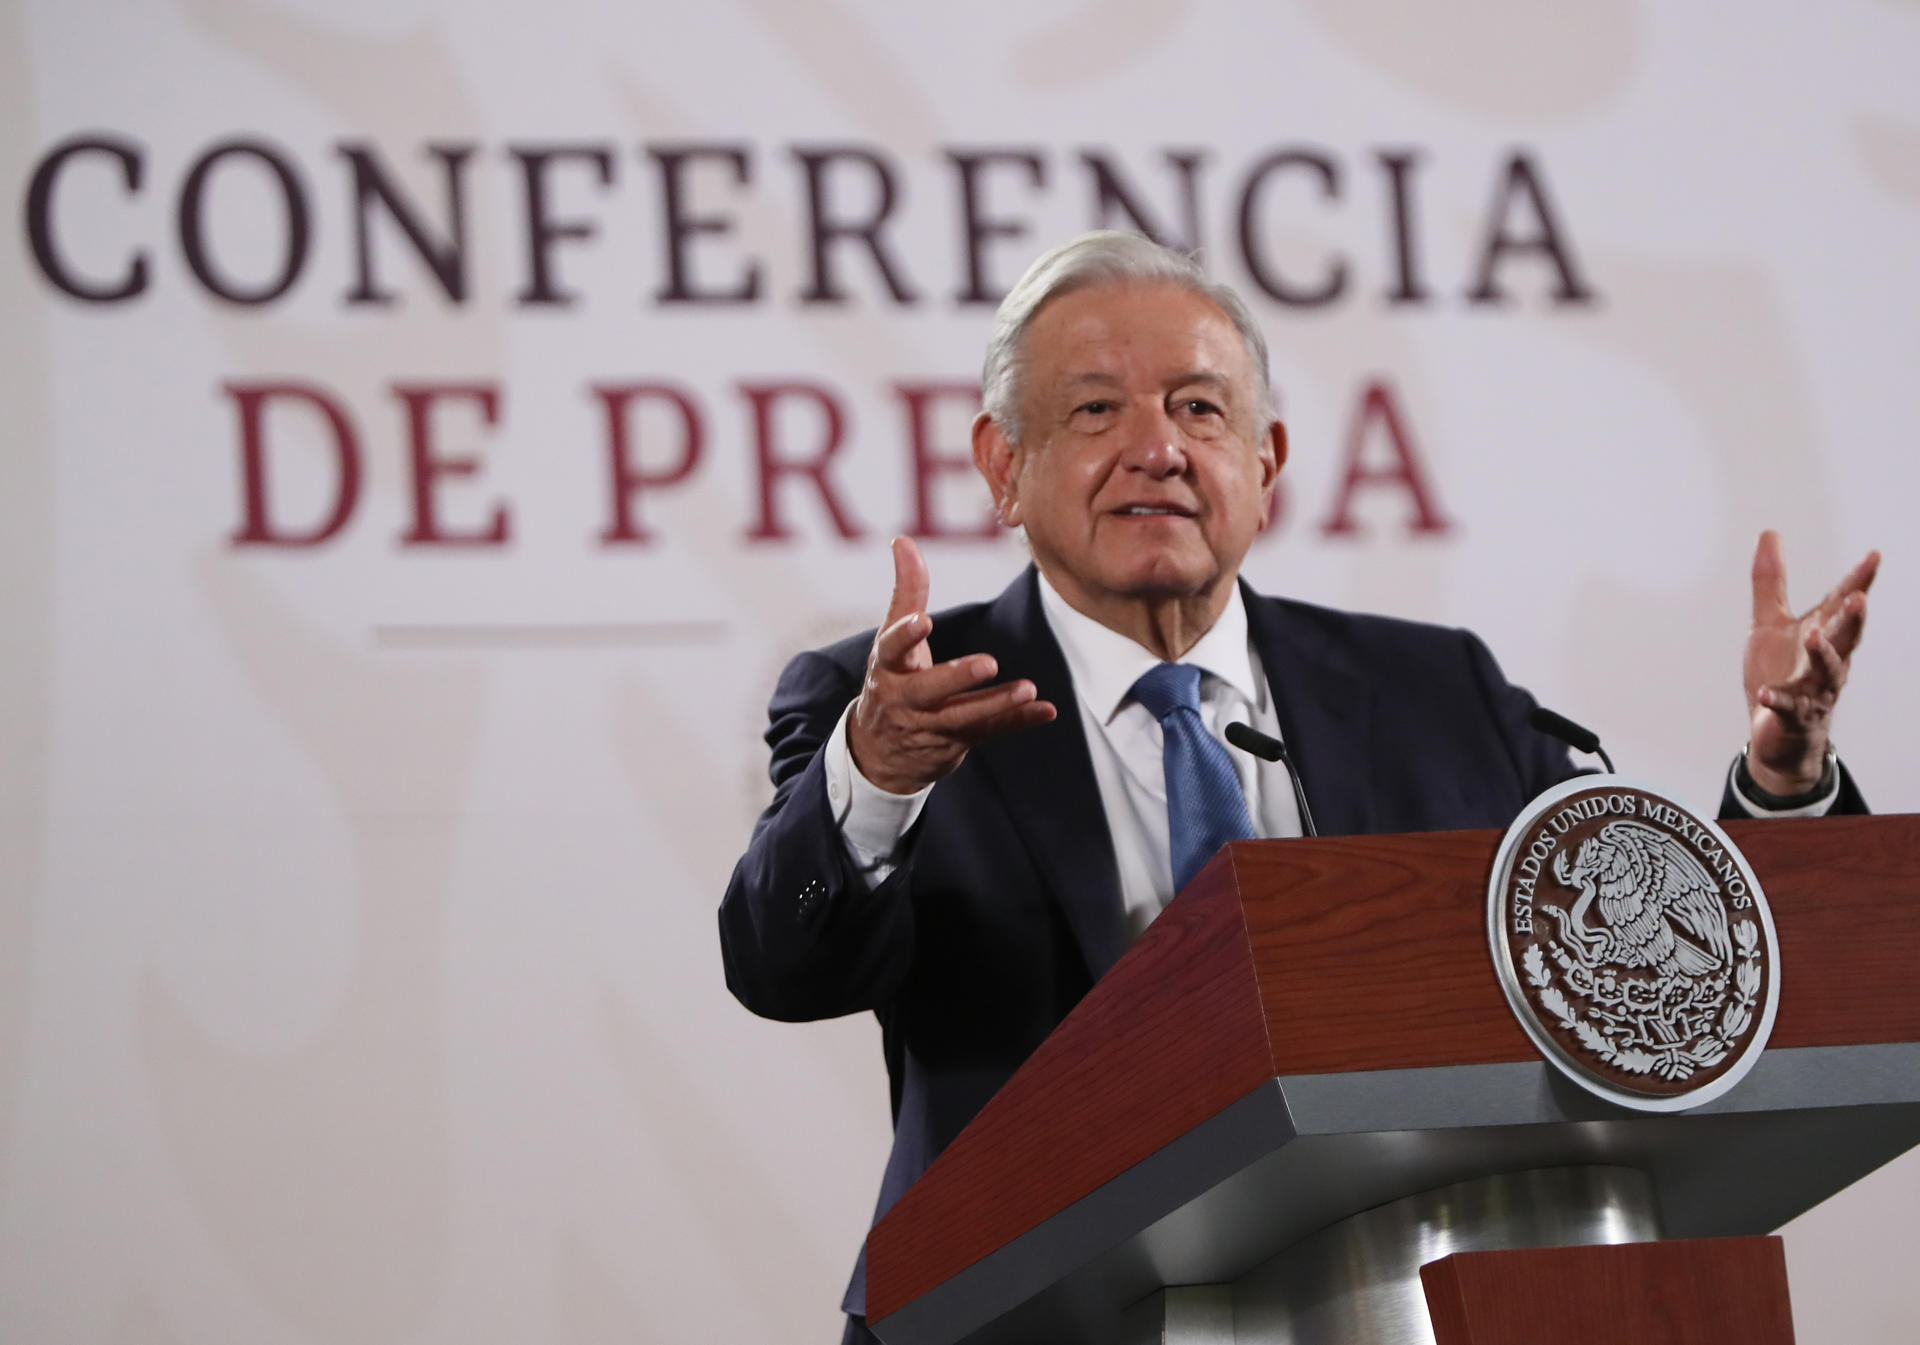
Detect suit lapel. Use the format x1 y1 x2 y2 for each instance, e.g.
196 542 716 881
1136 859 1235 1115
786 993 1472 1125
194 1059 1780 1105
957 574 1379 976
1242 584 1379 838
966 569 1129 981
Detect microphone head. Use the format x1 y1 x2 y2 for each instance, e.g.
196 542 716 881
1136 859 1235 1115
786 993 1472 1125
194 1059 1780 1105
1224 721 1286 762
1529 706 1601 755
1225 721 1318 837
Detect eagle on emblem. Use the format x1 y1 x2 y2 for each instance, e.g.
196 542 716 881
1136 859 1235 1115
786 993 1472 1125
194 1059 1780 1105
1544 820 1733 979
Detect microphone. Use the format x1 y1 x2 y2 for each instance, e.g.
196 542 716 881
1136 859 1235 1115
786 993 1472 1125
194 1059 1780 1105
1528 706 1615 774
1224 722 1319 838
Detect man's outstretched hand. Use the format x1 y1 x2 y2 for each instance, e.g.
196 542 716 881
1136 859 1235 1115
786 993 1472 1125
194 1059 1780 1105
847 537 1057 796
1744 530 1879 796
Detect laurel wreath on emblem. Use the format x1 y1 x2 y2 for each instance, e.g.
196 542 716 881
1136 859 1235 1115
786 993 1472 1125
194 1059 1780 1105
1522 925 1761 1079
1523 820 1765 1083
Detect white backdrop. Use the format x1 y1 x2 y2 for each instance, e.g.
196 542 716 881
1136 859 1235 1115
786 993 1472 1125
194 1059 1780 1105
4 2 1918 1342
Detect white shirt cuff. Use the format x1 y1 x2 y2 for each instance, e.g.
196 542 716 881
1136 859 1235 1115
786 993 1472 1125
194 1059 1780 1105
1727 752 1841 819
824 703 932 881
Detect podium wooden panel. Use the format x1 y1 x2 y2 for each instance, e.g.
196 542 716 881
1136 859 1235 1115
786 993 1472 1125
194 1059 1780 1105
865 814 1920 1344
1421 1236 1795 1345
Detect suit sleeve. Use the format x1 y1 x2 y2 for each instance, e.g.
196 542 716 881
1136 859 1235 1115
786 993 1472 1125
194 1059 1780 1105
1717 758 1869 820
718 648 919 1022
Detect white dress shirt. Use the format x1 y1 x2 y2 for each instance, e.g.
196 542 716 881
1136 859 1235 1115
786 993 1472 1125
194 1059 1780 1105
822 571 1303 941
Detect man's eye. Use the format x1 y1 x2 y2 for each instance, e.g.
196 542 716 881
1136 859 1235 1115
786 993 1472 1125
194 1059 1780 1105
1181 398 1222 416
1076 400 1115 416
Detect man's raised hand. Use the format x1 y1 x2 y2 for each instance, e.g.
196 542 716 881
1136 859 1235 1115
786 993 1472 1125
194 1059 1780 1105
1743 529 1879 795
847 537 1057 796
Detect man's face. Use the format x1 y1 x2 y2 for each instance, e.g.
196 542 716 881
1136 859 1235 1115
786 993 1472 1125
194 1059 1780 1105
975 282 1284 621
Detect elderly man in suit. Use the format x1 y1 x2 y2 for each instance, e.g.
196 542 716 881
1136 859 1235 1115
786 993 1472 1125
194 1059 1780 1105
717 231 1876 1344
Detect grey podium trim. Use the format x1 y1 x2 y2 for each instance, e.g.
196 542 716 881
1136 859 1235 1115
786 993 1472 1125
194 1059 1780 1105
873 1081 1298 1345
869 1043 1920 1345
1279 1040 1920 1134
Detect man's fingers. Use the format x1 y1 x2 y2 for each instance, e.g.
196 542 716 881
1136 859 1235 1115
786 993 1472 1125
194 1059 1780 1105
1758 680 1831 726
1820 590 1868 661
1750 529 1790 623
1817 549 1881 616
930 677 1036 719
881 535 932 630
948 695 1058 746
872 537 937 672
923 679 1047 734
871 611 932 670
898 654 1000 709
1805 625 1849 691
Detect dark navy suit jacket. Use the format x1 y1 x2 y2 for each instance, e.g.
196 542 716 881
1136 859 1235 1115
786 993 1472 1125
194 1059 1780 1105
716 566 1864 1316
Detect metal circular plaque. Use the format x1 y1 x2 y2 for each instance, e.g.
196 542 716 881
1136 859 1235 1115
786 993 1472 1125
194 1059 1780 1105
1487 775 1781 1112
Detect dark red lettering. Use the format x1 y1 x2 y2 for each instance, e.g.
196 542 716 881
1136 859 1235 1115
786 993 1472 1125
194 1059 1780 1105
508 144 614 307
1376 149 1430 306
793 145 917 305
741 383 863 542
178 139 311 306
594 383 704 544
1466 151 1596 306
947 148 1046 305
24 135 149 303
650 144 762 305
898 382 994 541
339 140 474 306
394 383 510 547
226 381 360 547
1320 380 1451 537
1236 148 1346 308
1081 149 1206 253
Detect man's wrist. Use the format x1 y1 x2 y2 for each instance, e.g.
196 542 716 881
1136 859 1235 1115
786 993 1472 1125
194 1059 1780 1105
826 705 931 872
1733 743 1839 813
1743 745 1829 799
846 724 925 798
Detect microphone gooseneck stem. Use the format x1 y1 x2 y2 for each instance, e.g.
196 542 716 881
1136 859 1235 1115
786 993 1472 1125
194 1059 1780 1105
1224 722 1319 838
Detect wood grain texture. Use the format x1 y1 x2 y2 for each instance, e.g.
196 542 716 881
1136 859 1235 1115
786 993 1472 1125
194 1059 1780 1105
1725 815 1920 1048
867 814 1920 1325
1235 829 1538 1074
864 853 1273 1323
1422 1236 1795 1344
1240 815 1920 1073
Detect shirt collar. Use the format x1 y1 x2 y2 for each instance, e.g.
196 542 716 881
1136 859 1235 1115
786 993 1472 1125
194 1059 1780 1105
1035 568 1261 725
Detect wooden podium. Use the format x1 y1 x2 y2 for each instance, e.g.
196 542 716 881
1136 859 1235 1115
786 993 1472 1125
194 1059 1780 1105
864 814 1920 1344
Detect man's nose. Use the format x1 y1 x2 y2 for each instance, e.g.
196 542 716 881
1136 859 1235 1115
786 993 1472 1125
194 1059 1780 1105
1120 409 1187 476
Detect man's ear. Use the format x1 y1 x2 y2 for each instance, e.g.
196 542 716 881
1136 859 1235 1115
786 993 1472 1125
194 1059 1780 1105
1252 419 1287 530
1260 419 1287 490
972 413 1022 527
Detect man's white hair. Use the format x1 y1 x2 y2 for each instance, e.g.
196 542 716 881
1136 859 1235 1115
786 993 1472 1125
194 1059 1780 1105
980 230 1276 444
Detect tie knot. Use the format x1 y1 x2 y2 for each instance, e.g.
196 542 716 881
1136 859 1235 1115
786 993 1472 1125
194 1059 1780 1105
1130 662 1204 722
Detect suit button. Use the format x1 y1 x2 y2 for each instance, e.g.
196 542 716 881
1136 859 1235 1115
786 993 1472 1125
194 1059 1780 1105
797 878 825 919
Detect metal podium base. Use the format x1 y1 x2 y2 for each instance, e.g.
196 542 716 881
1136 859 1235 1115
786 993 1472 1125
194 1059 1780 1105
1124 1166 1661 1345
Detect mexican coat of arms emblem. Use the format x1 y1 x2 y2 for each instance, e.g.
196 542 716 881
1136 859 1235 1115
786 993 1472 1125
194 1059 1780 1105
1487 776 1781 1111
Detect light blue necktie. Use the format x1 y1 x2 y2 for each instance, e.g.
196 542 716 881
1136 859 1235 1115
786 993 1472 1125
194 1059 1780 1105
1130 663 1256 894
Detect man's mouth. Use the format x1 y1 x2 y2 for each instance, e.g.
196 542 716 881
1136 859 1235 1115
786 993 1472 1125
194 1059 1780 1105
1114 504 1194 517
